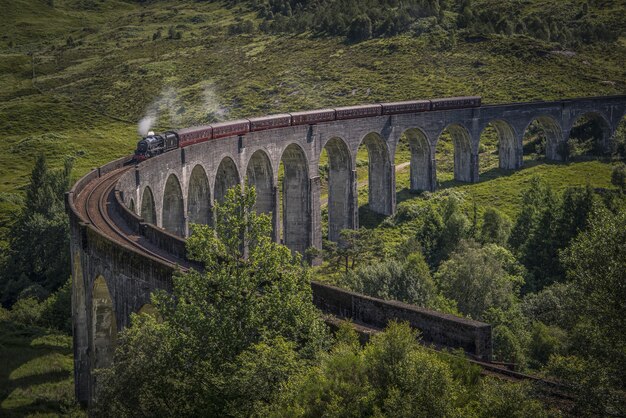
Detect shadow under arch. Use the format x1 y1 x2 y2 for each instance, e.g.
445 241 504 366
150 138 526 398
481 119 520 170
246 149 274 215
91 276 117 371
568 111 612 156
323 137 354 241
359 132 393 215
140 186 156 225
436 123 473 185
523 115 563 161
215 156 240 204
188 164 212 227
280 143 310 255
162 174 185 237
399 127 433 192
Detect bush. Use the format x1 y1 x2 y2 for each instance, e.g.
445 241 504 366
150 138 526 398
492 324 526 365
345 252 435 307
528 321 565 368
480 207 511 245
611 164 626 193
10 297 44 326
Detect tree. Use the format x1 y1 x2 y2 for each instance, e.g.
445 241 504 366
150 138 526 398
95 185 329 416
347 15 372 42
434 240 525 320
561 206 626 388
611 163 626 193
344 252 436 306
270 322 458 417
480 207 511 245
325 228 384 273
509 177 549 252
1 154 72 306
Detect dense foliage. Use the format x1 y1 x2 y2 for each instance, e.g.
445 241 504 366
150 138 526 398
95 187 557 416
0 154 72 309
318 175 626 414
247 0 624 46
94 186 329 416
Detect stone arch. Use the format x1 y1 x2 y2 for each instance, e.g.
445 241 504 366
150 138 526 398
214 156 240 204
436 123 473 183
480 120 520 171
246 150 274 215
400 128 433 192
91 275 117 370
187 165 212 228
323 137 354 241
359 132 393 215
72 251 89 403
128 198 135 214
140 186 156 225
568 111 612 156
280 143 310 255
162 174 185 237
523 116 563 161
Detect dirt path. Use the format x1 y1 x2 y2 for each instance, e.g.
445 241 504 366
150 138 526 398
321 161 410 207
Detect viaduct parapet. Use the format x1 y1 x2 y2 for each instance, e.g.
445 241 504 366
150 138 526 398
68 95 626 405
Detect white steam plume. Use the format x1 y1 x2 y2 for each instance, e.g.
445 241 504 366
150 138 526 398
202 82 229 122
137 87 182 136
138 114 157 136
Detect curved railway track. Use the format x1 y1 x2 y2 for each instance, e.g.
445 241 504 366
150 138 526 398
76 164 191 270
73 162 575 408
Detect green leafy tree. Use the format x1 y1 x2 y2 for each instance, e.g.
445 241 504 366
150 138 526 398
325 228 384 273
561 206 626 389
1 154 72 306
343 252 436 306
509 176 549 252
95 185 329 416
611 163 626 193
270 322 458 417
480 207 512 245
435 240 525 320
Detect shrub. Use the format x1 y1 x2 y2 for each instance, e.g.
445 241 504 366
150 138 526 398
528 321 565 368
611 163 626 193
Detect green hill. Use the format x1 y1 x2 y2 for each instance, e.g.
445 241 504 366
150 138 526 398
0 0 624 234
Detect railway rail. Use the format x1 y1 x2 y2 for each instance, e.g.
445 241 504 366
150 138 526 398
75 164 192 271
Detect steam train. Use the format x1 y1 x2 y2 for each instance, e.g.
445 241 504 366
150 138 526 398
133 96 481 161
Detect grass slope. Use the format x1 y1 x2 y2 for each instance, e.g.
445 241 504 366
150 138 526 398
0 320 84 417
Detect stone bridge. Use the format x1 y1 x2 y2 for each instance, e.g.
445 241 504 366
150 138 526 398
67 95 626 405
121 95 625 249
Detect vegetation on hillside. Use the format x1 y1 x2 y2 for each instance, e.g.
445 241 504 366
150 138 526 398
0 0 625 415
94 186 558 416
251 0 624 46
0 318 84 417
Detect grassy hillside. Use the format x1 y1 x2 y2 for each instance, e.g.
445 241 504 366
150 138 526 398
0 0 623 239
0 320 83 417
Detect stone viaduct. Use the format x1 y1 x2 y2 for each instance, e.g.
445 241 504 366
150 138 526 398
67 95 626 405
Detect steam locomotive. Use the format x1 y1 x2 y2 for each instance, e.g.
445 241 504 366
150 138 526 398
133 96 481 161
